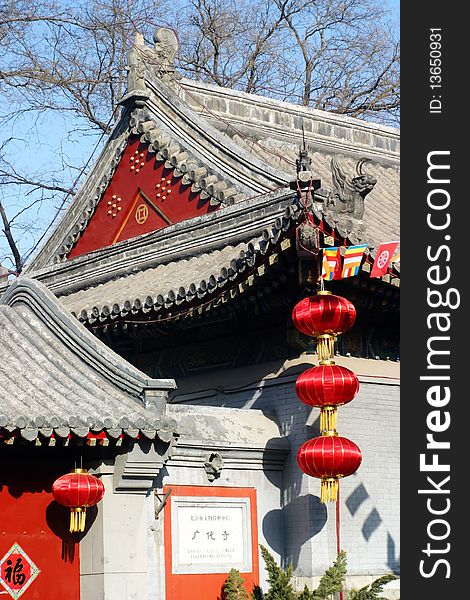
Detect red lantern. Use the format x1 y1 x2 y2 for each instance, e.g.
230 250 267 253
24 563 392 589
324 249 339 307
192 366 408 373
292 291 356 363
52 468 105 532
296 364 360 432
297 435 362 502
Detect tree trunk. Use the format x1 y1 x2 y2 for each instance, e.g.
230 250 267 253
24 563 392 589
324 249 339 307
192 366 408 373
303 61 313 106
0 201 22 274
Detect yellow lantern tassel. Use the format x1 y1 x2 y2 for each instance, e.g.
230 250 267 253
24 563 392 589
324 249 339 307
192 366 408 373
317 335 336 364
69 507 87 533
80 509 87 532
69 509 76 533
320 407 338 434
320 477 339 503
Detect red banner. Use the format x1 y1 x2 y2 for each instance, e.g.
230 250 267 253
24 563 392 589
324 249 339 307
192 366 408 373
370 241 399 277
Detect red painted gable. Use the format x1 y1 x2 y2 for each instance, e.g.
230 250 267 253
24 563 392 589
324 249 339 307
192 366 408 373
69 136 219 259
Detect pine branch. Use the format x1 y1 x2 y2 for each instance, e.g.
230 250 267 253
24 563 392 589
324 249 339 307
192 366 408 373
348 574 398 600
311 551 347 600
251 584 265 600
369 574 398 597
259 545 297 600
223 569 250 600
298 585 312 600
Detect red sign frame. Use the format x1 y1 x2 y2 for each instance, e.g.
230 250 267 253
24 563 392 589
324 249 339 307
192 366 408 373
163 485 259 600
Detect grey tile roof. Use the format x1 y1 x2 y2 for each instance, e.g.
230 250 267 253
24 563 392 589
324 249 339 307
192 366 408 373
56 185 399 325
61 240 253 319
0 279 177 442
26 63 399 273
222 137 399 251
181 79 399 249
58 202 301 323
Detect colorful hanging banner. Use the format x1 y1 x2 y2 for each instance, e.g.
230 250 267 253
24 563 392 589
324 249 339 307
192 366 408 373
370 241 399 277
341 244 368 278
321 247 342 280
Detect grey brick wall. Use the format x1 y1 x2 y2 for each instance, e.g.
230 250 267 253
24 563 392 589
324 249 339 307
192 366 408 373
172 366 400 578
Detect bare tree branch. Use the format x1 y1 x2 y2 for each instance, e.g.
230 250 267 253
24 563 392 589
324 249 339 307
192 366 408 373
0 200 23 273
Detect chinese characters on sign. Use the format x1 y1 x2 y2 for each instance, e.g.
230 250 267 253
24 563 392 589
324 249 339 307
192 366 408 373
0 544 40 599
171 497 252 574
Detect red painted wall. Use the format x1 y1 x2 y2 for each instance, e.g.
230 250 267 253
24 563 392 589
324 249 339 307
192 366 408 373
0 456 80 599
70 136 218 258
164 486 259 600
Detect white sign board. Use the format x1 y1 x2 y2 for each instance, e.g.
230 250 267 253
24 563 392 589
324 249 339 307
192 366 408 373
171 496 252 574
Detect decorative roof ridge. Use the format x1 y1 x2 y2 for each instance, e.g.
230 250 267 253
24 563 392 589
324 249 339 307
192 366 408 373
26 73 292 270
2 277 176 397
35 106 258 266
136 75 291 188
179 79 400 165
28 187 296 295
62 202 303 326
180 77 400 137
24 112 133 274
24 27 398 274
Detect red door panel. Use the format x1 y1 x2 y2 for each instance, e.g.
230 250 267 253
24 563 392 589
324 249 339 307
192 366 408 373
0 457 79 599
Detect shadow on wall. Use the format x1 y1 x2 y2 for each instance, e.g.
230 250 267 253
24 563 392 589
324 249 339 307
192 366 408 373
345 481 400 573
265 438 399 574
261 413 326 570
260 434 291 490
231 361 318 413
261 434 328 569
46 502 98 563
169 360 317 412
280 410 320 505
268 479 400 574
262 494 327 570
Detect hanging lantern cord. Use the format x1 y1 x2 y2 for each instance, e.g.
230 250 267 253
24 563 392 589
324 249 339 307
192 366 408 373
336 482 343 600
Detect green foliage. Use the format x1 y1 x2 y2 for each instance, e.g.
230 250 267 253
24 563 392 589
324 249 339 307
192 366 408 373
259 545 347 600
311 550 347 600
348 574 398 600
298 585 313 600
251 584 265 600
259 545 297 600
226 546 398 600
223 568 250 600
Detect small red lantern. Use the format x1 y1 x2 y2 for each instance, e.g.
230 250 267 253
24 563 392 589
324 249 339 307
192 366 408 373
52 468 105 533
296 364 360 432
292 291 356 362
297 435 362 502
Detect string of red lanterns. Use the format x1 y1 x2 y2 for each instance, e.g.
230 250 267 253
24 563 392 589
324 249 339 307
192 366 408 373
292 290 362 502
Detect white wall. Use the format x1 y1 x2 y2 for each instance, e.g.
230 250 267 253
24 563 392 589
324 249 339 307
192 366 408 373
80 472 150 600
170 357 400 579
80 357 399 598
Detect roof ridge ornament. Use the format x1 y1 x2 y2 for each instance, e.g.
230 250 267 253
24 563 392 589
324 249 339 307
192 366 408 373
126 27 182 95
290 129 322 195
325 155 377 240
291 133 322 268
153 28 180 80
